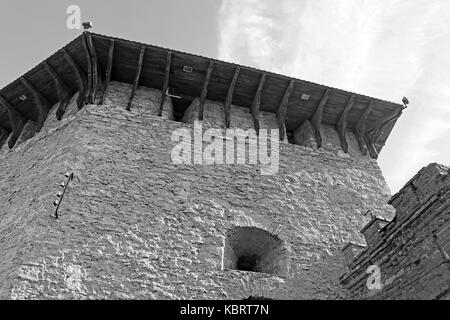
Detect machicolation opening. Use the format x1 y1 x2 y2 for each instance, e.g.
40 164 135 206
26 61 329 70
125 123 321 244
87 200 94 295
224 226 287 276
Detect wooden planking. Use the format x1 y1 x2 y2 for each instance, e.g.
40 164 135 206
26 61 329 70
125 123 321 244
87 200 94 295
251 73 266 134
261 76 290 114
310 89 331 148
44 62 72 120
224 67 240 128
63 49 87 108
20 77 50 129
127 46 146 111
232 67 262 109
0 95 26 148
368 107 403 146
201 62 235 106
158 51 172 116
277 80 295 140
101 39 115 105
0 32 404 153
336 94 356 153
199 61 214 121
109 42 147 84
354 100 374 155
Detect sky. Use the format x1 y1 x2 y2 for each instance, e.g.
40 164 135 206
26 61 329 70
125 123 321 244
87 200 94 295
0 0 449 193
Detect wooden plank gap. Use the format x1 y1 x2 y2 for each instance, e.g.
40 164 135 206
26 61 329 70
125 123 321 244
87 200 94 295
62 49 88 109
20 77 50 130
44 62 72 120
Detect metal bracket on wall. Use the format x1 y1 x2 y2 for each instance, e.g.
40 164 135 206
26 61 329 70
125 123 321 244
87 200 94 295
53 172 74 219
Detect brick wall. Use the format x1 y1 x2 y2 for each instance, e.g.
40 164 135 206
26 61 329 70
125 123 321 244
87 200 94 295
341 163 450 300
0 81 394 299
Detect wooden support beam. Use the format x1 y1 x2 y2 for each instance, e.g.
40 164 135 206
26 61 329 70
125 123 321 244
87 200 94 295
85 32 102 104
20 77 50 129
311 89 330 148
277 80 295 141
0 125 9 148
0 95 26 148
101 39 115 105
355 100 374 155
81 34 93 104
159 51 172 116
364 133 378 159
199 61 214 121
44 62 72 120
224 67 240 128
336 94 356 153
251 73 266 134
127 46 145 111
368 107 403 146
62 49 87 109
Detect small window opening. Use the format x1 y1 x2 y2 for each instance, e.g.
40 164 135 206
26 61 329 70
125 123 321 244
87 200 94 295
223 226 288 275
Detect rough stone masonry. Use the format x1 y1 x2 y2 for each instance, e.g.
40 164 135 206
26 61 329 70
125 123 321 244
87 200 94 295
0 80 447 300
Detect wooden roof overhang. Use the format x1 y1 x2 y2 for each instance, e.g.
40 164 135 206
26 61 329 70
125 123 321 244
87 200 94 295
0 32 405 157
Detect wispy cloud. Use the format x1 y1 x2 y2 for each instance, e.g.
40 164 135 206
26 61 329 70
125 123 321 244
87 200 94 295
218 0 450 193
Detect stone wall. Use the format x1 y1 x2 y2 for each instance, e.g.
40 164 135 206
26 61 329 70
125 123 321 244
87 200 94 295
340 163 450 300
0 81 394 299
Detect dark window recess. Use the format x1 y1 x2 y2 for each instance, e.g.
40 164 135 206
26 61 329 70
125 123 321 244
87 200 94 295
237 254 260 272
223 226 288 276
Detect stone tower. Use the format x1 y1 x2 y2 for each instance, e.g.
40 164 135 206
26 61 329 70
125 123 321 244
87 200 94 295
0 32 406 299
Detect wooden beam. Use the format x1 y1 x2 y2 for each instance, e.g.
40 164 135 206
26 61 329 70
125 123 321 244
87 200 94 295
368 107 403 146
159 51 172 116
199 61 214 121
101 39 115 105
311 89 330 148
127 46 145 111
336 94 356 153
85 32 102 104
251 73 266 134
224 67 240 128
277 80 295 141
355 100 374 155
364 132 378 159
81 34 93 104
20 77 50 129
0 95 26 148
0 125 9 148
62 49 87 109
44 62 72 120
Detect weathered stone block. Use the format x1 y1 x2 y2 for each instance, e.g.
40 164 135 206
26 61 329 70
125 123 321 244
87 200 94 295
293 120 316 148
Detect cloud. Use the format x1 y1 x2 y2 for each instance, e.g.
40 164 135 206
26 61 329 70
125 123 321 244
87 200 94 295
218 0 450 193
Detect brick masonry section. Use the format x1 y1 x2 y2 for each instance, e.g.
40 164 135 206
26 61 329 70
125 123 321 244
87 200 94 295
341 163 450 300
0 81 395 299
